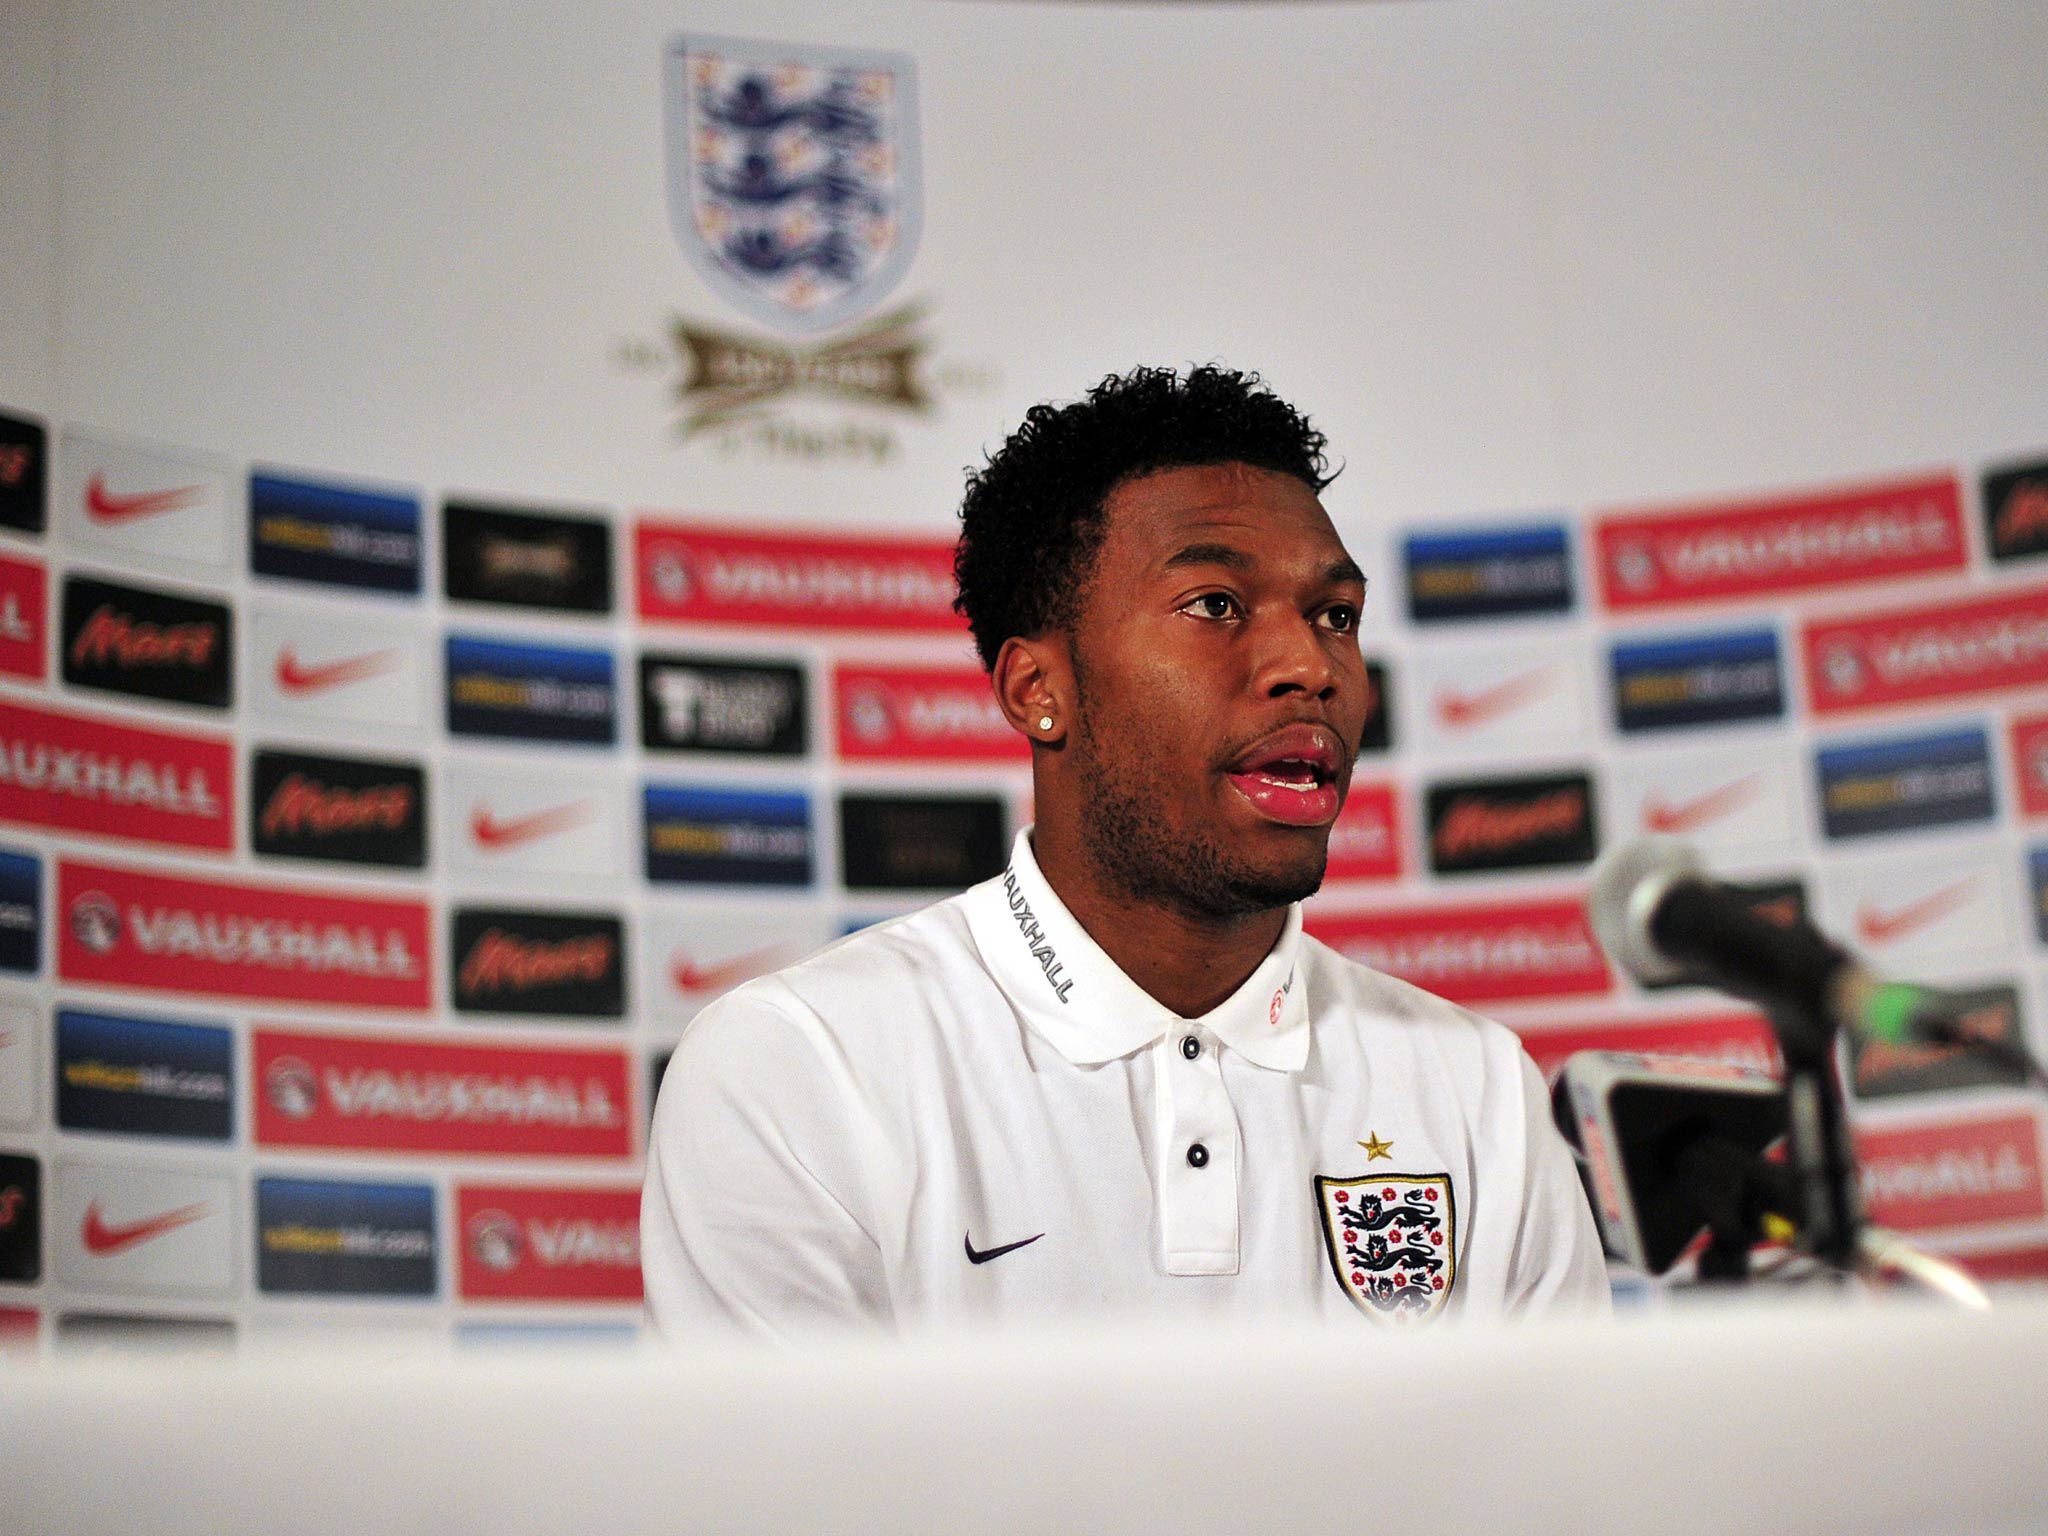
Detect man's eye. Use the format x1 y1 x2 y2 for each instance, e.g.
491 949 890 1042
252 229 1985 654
1321 604 1359 634
1184 593 1239 620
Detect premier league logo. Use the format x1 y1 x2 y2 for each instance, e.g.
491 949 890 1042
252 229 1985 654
665 35 922 335
1314 1173 1457 1322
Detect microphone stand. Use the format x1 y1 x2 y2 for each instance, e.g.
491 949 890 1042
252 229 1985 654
1767 997 1864 1275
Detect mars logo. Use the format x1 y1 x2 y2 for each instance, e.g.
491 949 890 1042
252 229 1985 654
264 1056 318 1120
0 411 45 534
1425 772 1596 875
60 575 232 709
69 892 119 954
451 907 626 1018
1984 456 2048 564
251 750 425 869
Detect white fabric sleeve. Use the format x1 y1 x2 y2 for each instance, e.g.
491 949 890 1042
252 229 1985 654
1505 1047 1614 1318
641 984 892 1340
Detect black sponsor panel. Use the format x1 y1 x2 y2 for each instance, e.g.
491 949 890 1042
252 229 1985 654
1360 659 1393 754
444 500 613 614
451 906 627 1018
1425 770 1597 876
57 1009 233 1140
1984 455 2048 564
840 793 1007 892
1643 877 1809 991
256 1176 437 1296
1817 726 1995 841
250 748 427 869
0 411 46 536
650 1048 673 1122
54 1311 234 1354
0 849 39 974
60 574 232 709
638 653 808 756
0 1153 39 1282
1848 983 2031 1099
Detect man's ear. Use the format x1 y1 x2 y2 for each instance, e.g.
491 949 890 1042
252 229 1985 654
991 634 1072 745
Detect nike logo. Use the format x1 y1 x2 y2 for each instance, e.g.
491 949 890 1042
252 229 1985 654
1642 772 1762 835
964 1231 1043 1265
471 800 593 850
672 947 781 993
1856 877 1979 946
80 1199 210 1255
275 645 401 694
84 473 204 524
1434 666 1551 729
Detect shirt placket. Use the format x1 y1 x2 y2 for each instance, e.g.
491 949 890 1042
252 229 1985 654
1153 1027 1242 1276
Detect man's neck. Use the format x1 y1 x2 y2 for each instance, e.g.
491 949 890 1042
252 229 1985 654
1029 829 1289 1019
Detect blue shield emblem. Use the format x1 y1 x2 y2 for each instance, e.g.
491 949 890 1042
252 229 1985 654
664 35 922 335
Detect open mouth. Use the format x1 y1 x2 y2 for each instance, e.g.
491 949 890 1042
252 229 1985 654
1225 726 1345 828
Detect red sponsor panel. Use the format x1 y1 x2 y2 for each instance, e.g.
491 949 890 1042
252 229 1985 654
637 521 962 633
0 1307 37 1353
254 1028 632 1160
2007 711 2048 819
1595 472 1965 612
1856 1112 2046 1232
1307 895 1611 1006
58 860 430 1009
0 697 232 851
1947 1243 2048 1285
0 555 46 682
456 1184 642 1301
1514 1012 1781 1084
1803 583 2048 716
834 661 1025 762
1324 781 1403 882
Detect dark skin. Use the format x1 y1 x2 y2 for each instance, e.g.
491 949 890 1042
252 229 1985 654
991 462 1370 1017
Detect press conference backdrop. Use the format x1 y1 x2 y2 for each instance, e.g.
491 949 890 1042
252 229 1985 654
1 0 2047 1347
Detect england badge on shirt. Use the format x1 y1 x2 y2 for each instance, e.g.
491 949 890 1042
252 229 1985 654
1315 1174 1456 1322
664 34 921 333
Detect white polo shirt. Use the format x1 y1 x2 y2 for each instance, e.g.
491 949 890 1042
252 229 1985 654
643 830 1609 1336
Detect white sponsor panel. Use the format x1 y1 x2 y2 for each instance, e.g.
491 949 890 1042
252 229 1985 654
57 427 234 574
1409 639 1591 759
247 602 427 731
0 999 34 1129
1820 845 2016 975
643 903 836 1024
54 1158 235 1297
1608 743 1802 863
443 761 625 881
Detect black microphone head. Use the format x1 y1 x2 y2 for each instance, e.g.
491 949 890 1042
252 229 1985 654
1588 837 1704 987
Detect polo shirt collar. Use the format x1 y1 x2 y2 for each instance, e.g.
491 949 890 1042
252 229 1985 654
964 828 1310 1073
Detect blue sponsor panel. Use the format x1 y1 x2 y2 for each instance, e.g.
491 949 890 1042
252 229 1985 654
255 1175 437 1296
445 635 616 745
1815 723 1996 841
643 784 812 885
56 1009 232 1141
0 849 39 974
1403 522 1573 623
1609 627 1785 732
248 471 422 593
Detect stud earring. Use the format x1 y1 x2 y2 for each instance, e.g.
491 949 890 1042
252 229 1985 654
1038 716 1055 731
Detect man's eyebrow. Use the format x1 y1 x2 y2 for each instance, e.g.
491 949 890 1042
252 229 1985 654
1159 542 1254 574
1326 556 1367 588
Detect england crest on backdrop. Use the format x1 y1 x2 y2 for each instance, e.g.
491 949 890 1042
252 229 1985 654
664 35 922 335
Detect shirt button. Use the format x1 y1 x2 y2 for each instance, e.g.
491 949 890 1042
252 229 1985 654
1186 1143 1210 1169
1180 1035 1201 1060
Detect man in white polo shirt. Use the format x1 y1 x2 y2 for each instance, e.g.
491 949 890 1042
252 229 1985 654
643 365 1609 1333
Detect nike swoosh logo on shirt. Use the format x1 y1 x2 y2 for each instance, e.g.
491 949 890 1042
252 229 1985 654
275 645 401 694
84 474 204 524
1433 666 1551 729
965 1231 1043 1265
471 800 593 849
80 1199 210 1255
1641 772 1762 834
1856 877 1979 946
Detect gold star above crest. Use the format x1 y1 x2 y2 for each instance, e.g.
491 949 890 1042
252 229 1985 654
1360 1131 1394 1161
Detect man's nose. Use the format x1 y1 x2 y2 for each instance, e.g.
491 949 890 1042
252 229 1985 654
1257 612 1340 700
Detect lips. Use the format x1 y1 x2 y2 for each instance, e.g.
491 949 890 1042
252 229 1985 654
1225 723 1345 828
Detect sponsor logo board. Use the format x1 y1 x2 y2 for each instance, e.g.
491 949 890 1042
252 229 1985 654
833 660 1021 761
1594 471 1966 611
637 521 960 632
0 553 46 680
0 848 38 974
251 748 426 869
1609 745 1800 860
1609 626 1784 732
1820 850 2014 973
253 1027 631 1159
1425 770 1597 876
0 999 34 1127
0 1153 38 1281
1306 896 1611 1006
451 907 626 1019
644 783 813 885
1513 1012 1781 1084
1403 522 1573 623
1803 583 2048 716
57 427 233 571
840 792 1006 891
446 763 622 880
1857 1112 2046 1231
58 858 431 1010
643 904 834 1023
1847 982 2029 1099
61 573 232 710
0 410 47 534
444 499 612 613
0 695 232 851
54 1159 232 1296
445 634 616 746
248 470 422 593
1411 641 1590 759
1324 781 1403 883
2012 712 2048 820
57 1008 232 1141
456 1184 642 1302
638 652 807 756
1983 455 2048 565
1815 724 1995 841
255 1175 437 1296
248 603 428 732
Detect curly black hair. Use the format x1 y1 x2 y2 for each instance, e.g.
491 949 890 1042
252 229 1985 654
953 364 1335 670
